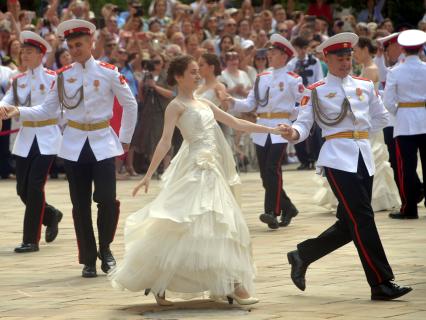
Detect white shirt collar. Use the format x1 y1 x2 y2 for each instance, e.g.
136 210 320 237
27 63 44 77
326 72 351 85
74 56 96 70
273 65 287 74
404 55 421 63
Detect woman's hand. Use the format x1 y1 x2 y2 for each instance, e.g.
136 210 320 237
278 124 299 141
146 79 156 88
216 88 233 110
132 175 152 196
270 126 283 136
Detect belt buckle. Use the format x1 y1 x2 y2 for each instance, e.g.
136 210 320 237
83 123 91 131
353 131 360 139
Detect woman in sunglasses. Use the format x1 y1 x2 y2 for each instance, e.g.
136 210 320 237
253 48 269 74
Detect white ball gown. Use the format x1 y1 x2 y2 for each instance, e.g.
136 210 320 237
109 98 256 298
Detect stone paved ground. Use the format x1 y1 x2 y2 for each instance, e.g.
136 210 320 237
0 167 425 320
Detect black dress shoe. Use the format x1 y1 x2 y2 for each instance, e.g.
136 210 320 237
371 281 412 301
14 243 39 253
82 264 97 278
287 250 308 291
279 206 299 227
45 209 63 243
98 248 116 273
259 212 279 229
297 163 310 170
388 212 418 219
417 192 424 204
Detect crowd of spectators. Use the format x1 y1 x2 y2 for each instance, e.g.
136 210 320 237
1 0 426 179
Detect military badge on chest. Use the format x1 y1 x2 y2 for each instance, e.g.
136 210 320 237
279 82 284 92
356 88 364 101
93 80 100 92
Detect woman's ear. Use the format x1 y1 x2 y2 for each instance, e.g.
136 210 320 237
174 73 182 84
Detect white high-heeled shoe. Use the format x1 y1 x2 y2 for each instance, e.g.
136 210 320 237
144 288 173 306
154 293 173 306
226 293 259 305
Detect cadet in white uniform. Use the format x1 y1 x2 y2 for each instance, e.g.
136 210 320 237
0 64 14 178
376 32 424 214
281 33 412 301
227 34 302 229
0 20 138 277
384 29 426 219
1 31 63 253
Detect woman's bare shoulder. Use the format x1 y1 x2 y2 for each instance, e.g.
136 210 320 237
214 81 227 92
167 99 186 113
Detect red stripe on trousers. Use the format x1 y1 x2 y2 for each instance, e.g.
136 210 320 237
327 168 383 284
395 139 407 213
36 161 53 243
72 209 81 263
111 200 120 241
274 145 286 215
0 128 19 136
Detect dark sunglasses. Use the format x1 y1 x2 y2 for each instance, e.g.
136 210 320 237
225 52 239 60
279 29 288 33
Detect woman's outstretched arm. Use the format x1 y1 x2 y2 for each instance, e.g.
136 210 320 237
206 99 282 135
133 100 183 195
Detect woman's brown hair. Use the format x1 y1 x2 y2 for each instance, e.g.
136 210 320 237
167 55 195 86
201 53 221 76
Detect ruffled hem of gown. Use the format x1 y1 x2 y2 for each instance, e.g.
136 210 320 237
109 128 255 297
109 213 256 297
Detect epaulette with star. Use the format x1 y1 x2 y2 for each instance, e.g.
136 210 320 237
56 64 73 74
98 61 116 70
12 73 26 81
44 69 56 76
307 80 325 90
257 71 271 77
287 71 301 78
351 75 372 82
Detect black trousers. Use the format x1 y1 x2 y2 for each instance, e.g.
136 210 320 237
15 138 56 244
297 154 394 287
294 140 311 165
64 140 119 265
383 127 423 201
295 124 323 165
255 135 296 216
0 119 13 178
395 134 426 216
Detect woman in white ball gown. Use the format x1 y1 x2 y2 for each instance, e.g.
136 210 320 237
110 55 282 306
